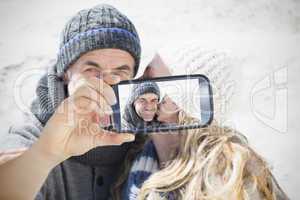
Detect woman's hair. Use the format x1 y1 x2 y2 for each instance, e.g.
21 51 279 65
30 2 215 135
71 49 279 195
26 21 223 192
136 110 288 200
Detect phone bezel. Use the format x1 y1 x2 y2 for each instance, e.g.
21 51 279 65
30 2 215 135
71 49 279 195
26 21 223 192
111 74 214 134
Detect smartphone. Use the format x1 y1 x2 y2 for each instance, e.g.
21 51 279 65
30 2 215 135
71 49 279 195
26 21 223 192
105 74 213 134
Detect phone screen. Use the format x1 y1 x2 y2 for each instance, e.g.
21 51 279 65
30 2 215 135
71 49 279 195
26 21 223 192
109 74 213 134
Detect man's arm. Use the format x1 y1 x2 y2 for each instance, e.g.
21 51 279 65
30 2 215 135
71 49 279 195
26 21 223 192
0 139 62 200
0 148 28 165
0 75 135 200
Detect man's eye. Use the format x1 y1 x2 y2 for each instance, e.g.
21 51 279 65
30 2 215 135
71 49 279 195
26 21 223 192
138 99 145 104
113 70 130 78
84 67 99 73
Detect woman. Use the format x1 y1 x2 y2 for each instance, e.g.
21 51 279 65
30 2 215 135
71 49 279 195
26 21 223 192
117 93 289 200
109 46 289 200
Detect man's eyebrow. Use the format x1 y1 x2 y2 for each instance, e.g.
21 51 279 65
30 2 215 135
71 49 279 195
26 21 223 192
84 61 101 68
84 61 131 72
115 65 131 71
149 97 159 102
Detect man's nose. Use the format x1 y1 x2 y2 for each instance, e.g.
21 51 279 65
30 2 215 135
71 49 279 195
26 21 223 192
145 102 156 110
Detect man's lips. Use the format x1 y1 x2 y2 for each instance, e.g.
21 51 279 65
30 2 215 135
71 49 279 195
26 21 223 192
143 111 155 116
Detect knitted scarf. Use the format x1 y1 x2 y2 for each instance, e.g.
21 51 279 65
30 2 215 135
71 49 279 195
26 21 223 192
122 141 176 200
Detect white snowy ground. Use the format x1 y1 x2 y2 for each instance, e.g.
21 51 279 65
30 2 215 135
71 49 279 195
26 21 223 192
0 0 299 198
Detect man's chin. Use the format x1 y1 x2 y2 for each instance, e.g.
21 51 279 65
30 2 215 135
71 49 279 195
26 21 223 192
142 115 155 122
143 118 154 122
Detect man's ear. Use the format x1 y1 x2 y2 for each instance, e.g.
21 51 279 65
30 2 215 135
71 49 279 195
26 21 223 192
138 53 172 79
63 70 73 84
62 73 69 84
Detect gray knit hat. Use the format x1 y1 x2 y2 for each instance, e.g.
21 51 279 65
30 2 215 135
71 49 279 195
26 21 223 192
129 82 161 104
56 4 141 77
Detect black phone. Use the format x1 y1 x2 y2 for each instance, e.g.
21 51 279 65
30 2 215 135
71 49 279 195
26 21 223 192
105 74 213 134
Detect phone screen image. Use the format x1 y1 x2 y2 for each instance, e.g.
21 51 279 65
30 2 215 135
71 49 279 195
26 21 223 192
110 74 213 134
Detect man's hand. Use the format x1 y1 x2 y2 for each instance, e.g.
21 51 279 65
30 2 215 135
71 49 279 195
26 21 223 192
36 74 135 164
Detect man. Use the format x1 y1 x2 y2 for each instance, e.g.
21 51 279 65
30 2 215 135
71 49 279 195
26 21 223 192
0 4 143 200
123 82 161 131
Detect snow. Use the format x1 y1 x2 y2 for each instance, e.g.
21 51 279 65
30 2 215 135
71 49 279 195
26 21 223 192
0 0 299 198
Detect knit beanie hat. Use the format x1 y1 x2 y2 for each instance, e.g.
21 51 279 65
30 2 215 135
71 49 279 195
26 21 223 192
123 82 161 131
129 82 161 105
157 42 235 123
56 4 141 77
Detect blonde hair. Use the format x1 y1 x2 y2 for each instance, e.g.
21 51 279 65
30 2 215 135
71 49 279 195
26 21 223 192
137 111 288 200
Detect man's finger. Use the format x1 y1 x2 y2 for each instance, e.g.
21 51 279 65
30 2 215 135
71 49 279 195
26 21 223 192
95 133 135 146
69 75 116 105
91 128 135 146
70 86 113 116
86 76 117 105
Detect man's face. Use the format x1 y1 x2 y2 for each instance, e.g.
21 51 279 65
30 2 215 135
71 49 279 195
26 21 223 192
134 93 159 122
65 48 135 84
